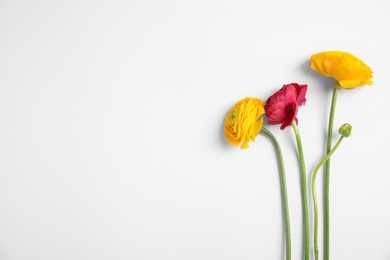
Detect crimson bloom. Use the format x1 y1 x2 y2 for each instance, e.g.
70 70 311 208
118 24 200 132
265 83 308 130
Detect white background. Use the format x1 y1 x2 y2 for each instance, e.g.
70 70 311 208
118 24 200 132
1 1 389 259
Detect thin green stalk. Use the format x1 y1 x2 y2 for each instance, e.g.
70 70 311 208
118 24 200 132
291 121 309 260
324 86 338 260
260 127 291 260
312 136 344 260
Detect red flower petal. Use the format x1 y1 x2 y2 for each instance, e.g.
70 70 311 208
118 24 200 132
296 84 308 105
280 103 297 130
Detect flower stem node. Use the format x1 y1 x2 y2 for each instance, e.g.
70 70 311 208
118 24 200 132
338 123 352 138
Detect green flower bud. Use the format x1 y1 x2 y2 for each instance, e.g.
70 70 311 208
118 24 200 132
338 123 352 138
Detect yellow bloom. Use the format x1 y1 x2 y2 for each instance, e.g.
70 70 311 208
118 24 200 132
310 51 373 89
224 97 264 149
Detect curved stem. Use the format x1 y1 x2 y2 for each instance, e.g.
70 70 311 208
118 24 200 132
324 86 338 260
312 136 344 260
291 121 309 260
260 127 291 260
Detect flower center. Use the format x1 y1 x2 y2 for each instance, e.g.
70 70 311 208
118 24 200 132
286 104 294 115
230 112 236 124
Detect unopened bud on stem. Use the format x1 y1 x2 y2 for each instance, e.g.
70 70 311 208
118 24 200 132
338 123 352 138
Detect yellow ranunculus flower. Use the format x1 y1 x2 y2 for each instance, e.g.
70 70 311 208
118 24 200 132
224 97 264 149
310 51 373 89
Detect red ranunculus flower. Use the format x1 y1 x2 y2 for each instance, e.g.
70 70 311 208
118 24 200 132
265 83 307 130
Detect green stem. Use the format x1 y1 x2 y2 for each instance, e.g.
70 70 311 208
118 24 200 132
324 86 338 260
291 121 309 260
260 127 291 260
312 136 344 260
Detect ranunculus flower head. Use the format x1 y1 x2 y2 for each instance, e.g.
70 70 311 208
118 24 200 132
224 97 265 149
265 83 307 130
310 50 373 89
